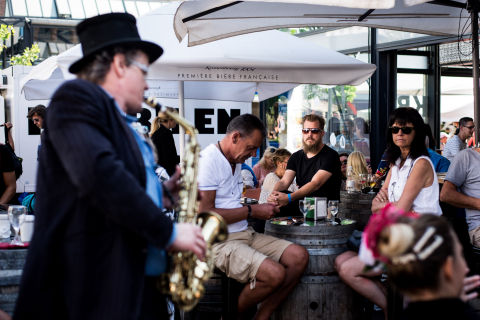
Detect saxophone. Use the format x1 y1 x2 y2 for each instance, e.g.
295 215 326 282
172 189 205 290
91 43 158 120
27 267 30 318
144 97 228 311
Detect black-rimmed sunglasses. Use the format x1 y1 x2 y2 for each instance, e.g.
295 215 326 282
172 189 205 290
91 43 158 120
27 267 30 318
302 128 321 134
390 126 414 134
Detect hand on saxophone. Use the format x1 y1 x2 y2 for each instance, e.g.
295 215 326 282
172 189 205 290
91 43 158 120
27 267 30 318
169 223 207 260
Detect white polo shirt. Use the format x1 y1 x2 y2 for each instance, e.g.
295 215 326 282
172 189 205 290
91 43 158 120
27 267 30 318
198 144 247 233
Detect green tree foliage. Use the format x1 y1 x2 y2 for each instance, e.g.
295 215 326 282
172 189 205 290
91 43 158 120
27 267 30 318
0 24 14 53
10 43 40 66
303 85 357 103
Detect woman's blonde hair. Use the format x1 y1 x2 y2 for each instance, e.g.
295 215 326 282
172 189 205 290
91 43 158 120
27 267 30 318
347 151 368 177
258 147 277 168
149 107 177 136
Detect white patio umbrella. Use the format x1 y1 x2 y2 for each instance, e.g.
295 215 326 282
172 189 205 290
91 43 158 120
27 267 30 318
22 2 375 153
22 2 375 101
173 0 480 143
174 0 469 46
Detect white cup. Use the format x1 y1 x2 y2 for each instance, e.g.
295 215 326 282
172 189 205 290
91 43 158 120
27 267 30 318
0 214 10 239
20 215 34 242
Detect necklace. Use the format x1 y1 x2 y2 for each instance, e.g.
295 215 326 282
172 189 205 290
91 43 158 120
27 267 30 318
217 141 236 168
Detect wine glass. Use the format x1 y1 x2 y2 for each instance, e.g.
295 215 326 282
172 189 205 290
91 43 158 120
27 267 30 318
359 173 369 193
8 205 26 245
328 200 339 225
298 200 308 226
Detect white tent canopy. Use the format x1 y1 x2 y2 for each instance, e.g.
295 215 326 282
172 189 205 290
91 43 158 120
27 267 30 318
22 3 375 102
174 0 469 46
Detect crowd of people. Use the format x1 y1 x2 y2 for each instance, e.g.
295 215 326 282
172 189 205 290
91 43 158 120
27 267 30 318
2 10 480 320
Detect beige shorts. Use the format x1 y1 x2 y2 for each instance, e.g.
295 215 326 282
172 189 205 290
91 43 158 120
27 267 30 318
212 227 292 284
469 226 480 247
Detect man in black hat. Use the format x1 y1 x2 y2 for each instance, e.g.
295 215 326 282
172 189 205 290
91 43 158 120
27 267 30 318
14 13 206 320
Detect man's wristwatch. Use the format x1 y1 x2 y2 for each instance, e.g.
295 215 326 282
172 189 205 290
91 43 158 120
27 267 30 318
247 205 252 219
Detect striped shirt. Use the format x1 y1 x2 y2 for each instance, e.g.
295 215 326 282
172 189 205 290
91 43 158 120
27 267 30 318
443 135 466 162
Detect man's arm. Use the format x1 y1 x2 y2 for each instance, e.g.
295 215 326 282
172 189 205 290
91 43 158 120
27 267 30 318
0 171 16 204
270 169 332 207
5 122 14 152
199 189 278 224
440 180 480 210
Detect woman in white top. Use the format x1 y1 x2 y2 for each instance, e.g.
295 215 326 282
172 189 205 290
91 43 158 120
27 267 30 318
335 107 441 317
259 148 297 204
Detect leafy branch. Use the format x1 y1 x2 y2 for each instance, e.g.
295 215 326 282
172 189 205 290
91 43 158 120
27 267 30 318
10 43 40 66
0 24 14 54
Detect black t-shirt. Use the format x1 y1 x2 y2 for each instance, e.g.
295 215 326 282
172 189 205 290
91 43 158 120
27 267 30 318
287 145 341 200
0 144 15 197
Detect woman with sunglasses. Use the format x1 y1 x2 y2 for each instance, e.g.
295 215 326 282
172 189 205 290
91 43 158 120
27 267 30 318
253 147 277 187
336 107 441 317
371 107 442 216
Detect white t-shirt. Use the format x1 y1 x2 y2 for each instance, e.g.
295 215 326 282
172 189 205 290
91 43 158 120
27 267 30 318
198 144 247 233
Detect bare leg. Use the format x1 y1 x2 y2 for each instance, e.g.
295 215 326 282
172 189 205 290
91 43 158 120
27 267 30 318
255 244 308 320
237 258 286 315
336 253 386 310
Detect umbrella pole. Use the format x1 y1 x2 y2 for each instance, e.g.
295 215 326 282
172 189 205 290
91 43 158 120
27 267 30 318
471 0 480 146
179 80 185 160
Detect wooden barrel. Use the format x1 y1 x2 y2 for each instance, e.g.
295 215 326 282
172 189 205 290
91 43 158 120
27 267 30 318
265 220 362 320
181 272 223 320
339 191 375 230
0 248 28 314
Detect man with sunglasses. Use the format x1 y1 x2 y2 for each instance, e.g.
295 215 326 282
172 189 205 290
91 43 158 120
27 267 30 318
443 117 475 162
269 114 342 208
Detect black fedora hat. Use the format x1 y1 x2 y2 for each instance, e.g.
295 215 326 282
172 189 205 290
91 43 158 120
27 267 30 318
69 13 163 74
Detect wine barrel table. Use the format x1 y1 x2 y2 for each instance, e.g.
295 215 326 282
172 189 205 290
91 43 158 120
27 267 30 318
265 220 362 320
339 191 375 230
0 247 27 314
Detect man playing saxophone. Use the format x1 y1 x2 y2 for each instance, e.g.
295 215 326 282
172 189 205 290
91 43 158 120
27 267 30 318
14 13 206 320
198 114 309 320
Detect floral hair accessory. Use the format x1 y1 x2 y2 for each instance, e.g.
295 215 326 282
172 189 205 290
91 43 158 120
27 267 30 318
364 203 418 264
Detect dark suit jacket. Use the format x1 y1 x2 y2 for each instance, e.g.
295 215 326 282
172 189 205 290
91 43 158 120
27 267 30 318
14 79 174 320
151 125 179 176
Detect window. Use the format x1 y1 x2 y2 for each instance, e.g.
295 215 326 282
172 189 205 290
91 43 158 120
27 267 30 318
82 0 99 18
124 1 138 16
69 0 85 19
40 0 56 17
55 0 70 16
265 82 371 159
96 0 111 14
11 0 28 16
25 0 42 16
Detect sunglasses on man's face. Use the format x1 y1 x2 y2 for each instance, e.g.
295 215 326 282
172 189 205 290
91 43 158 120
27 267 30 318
464 125 475 130
390 126 414 134
302 128 321 134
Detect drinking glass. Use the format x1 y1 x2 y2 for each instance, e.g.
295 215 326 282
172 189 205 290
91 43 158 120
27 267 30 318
359 173 369 193
8 205 26 245
328 200 339 225
298 200 308 226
